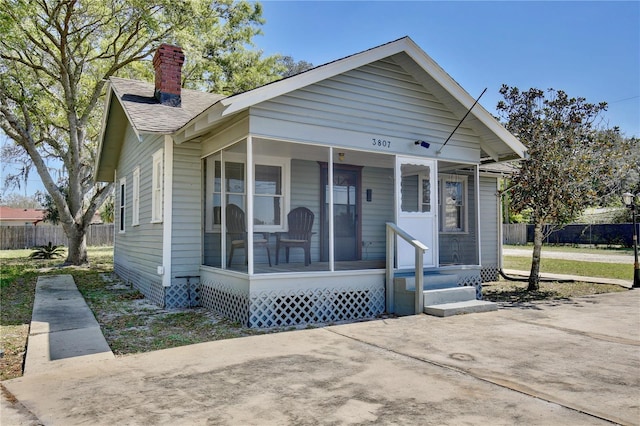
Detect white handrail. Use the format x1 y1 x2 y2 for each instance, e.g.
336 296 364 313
386 222 429 315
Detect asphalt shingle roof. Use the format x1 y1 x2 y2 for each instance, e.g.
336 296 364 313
109 77 225 134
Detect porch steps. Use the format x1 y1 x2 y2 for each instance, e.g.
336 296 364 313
393 273 497 317
423 287 497 317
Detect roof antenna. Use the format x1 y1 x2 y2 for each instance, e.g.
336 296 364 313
436 88 487 155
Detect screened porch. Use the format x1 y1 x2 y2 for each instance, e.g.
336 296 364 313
200 137 480 275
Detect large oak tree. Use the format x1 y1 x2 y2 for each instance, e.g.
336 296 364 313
0 0 286 264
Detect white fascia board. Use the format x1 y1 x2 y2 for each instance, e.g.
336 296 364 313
218 39 411 117
401 39 527 160
110 81 143 143
173 102 227 144
94 83 114 180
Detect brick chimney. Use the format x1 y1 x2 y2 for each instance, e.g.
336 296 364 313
153 44 185 107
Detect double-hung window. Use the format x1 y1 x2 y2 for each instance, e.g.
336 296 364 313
119 177 126 233
439 175 467 233
132 167 140 226
205 154 288 233
254 159 287 230
151 149 163 223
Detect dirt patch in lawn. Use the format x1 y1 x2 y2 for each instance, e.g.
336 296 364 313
82 273 274 356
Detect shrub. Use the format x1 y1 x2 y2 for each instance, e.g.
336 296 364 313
29 242 65 259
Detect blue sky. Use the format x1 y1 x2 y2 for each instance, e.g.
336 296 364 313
2 0 638 198
255 0 639 137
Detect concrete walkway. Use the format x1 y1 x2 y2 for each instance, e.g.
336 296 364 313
503 269 634 288
23 275 114 375
2 277 639 425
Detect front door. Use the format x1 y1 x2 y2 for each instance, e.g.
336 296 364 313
395 156 437 268
320 164 362 261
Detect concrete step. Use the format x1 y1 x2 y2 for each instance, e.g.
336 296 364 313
424 300 498 317
395 274 459 291
423 286 476 306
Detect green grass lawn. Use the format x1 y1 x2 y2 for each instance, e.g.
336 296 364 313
504 244 633 255
503 256 631 280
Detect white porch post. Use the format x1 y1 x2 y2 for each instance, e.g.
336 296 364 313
247 135 254 275
328 147 335 271
475 165 481 266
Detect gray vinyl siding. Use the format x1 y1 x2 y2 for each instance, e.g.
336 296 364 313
361 166 394 260
290 160 321 263
171 140 203 278
113 127 164 301
250 56 481 163
479 176 499 268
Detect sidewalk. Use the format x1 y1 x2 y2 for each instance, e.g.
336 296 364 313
23 274 114 375
2 275 638 425
503 269 634 288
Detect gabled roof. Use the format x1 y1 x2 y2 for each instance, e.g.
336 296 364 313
173 37 526 162
95 78 223 181
96 36 526 182
108 77 224 135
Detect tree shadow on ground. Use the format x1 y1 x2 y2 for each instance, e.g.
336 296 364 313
483 287 570 310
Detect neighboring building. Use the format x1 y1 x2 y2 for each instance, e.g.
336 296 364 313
95 37 526 326
0 206 46 226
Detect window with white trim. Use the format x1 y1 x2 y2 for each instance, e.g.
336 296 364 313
132 167 140 226
151 149 163 223
205 154 289 232
119 177 126 233
439 175 468 233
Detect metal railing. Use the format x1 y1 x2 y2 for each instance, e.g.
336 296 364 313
386 222 429 315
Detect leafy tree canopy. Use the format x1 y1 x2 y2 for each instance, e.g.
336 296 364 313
0 0 292 264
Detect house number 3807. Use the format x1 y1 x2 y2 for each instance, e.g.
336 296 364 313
372 138 391 148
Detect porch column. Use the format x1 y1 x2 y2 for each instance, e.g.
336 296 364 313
328 147 334 271
247 135 254 274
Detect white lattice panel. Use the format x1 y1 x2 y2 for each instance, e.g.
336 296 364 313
200 279 249 325
249 284 385 328
454 269 482 299
481 265 499 283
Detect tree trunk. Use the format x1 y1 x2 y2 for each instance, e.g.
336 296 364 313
528 222 543 291
63 223 89 265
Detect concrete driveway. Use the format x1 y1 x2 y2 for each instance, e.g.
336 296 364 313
3 290 639 425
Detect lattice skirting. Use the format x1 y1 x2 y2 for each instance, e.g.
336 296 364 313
454 270 483 300
114 263 165 307
200 279 250 325
481 265 499 283
249 284 386 328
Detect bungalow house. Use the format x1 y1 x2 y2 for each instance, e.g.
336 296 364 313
95 37 526 327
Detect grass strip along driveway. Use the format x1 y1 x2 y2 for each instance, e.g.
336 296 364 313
0 245 630 381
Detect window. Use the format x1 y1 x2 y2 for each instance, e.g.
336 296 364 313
151 149 163 223
439 175 467 232
119 177 126 233
254 164 283 227
400 164 431 213
204 153 288 232
132 167 140 226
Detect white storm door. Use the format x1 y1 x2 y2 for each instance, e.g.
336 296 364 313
395 156 437 269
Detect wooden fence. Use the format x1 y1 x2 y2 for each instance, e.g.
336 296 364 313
0 224 114 250
502 223 527 245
